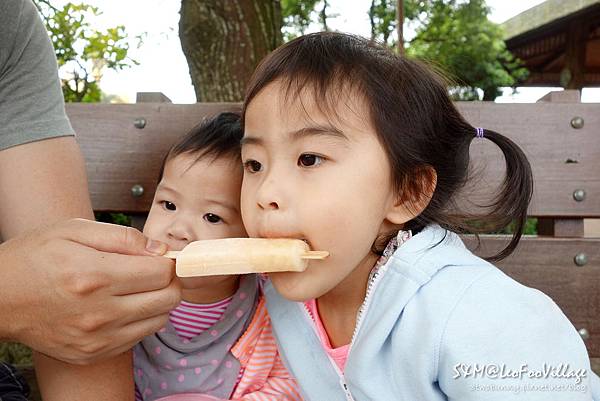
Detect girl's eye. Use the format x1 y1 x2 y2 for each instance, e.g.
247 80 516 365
298 154 324 167
243 159 263 173
161 201 176 211
203 213 222 224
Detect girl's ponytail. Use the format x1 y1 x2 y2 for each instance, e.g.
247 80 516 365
468 128 534 262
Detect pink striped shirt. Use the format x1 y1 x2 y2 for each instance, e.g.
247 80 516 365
135 296 240 401
230 297 302 401
138 296 302 401
169 297 233 340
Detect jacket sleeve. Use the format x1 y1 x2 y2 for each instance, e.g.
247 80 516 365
437 268 596 400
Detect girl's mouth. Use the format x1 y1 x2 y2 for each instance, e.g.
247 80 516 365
256 231 315 251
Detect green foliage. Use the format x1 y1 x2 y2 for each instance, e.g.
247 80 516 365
33 0 139 103
281 0 333 41
283 0 527 100
405 0 528 100
468 217 538 235
369 0 396 45
368 0 426 46
95 212 132 227
0 343 32 365
282 0 320 39
496 217 538 235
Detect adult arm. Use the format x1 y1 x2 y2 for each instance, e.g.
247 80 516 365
0 2 179 399
0 137 180 400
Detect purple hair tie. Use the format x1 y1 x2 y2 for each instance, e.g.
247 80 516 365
475 127 484 138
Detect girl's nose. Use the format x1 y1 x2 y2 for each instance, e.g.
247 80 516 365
259 200 279 210
256 178 281 211
167 218 193 243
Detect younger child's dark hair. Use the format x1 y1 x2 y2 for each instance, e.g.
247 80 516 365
157 111 243 182
241 32 533 262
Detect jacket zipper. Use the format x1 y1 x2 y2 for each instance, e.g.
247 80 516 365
348 261 391 353
298 261 392 401
299 302 356 401
350 231 412 349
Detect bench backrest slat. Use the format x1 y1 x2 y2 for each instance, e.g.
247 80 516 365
68 102 600 217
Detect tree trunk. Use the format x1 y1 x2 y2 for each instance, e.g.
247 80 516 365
320 0 329 31
369 0 376 40
396 0 403 54
482 87 500 101
179 0 283 102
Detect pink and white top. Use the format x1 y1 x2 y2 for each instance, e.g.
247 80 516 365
135 291 301 401
135 297 238 401
170 297 234 340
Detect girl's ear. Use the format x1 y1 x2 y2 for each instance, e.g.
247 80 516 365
385 166 437 225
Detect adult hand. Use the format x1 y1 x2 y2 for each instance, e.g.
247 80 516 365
0 218 181 365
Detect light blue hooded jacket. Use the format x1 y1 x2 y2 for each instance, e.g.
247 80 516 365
265 224 600 400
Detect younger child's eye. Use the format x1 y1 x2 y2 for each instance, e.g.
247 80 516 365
203 213 222 224
243 159 263 173
161 201 176 211
298 153 324 167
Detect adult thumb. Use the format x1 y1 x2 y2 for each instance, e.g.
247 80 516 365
55 218 168 256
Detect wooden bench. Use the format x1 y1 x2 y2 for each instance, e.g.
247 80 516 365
77 90 599 359
13 90 600 398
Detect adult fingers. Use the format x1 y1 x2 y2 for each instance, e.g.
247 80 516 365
100 313 173 360
54 218 167 256
99 252 177 296
111 279 181 326
62 312 171 365
56 283 179 364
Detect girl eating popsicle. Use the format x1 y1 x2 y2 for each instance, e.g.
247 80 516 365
239 32 600 401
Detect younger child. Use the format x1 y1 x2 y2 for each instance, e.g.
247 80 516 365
239 32 600 400
133 112 301 401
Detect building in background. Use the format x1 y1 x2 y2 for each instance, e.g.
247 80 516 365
502 0 600 90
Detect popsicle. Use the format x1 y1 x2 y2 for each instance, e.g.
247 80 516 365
164 238 329 277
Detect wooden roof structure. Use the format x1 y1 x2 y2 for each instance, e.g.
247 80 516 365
502 0 600 88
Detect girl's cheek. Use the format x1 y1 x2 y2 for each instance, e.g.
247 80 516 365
223 222 248 239
142 209 161 238
240 191 257 230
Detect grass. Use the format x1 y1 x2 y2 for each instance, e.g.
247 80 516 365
0 342 32 365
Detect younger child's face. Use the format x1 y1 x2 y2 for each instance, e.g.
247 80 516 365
144 153 247 301
241 82 417 302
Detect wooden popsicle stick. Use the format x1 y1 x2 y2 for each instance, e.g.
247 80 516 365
164 250 329 260
164 251 179 259
300 251 329 260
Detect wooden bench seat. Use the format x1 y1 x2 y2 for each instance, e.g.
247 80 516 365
4 90 599 399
